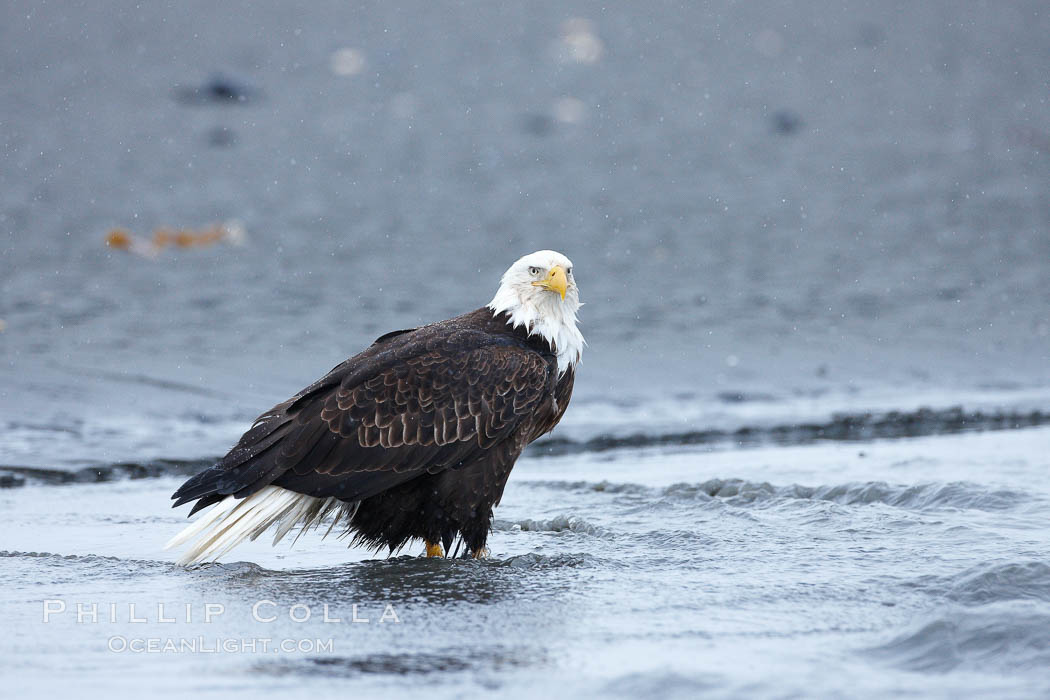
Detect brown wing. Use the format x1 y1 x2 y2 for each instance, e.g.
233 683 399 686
171 329 554 515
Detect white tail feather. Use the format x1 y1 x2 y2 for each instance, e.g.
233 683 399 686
165 486 359 566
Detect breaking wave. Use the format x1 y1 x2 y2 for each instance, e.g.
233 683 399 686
532 406 1050 456
521 478 1034 512
493 514 605 536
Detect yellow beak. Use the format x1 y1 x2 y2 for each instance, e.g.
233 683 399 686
532 265 568 300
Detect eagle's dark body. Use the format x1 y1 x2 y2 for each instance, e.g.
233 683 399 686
171 307 574 556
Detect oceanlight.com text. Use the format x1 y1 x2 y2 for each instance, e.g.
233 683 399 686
107 636 335 654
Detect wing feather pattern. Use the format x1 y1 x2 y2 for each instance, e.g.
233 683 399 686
172 326 553 515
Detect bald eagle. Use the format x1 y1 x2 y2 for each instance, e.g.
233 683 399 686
166 251 583 565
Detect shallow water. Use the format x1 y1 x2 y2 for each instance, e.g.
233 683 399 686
2 0 1049 697
3 425 1050 698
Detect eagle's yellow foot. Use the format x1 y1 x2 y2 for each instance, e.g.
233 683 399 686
425 541 444 558
471 547 490 559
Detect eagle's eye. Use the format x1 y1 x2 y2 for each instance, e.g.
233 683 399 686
567 267 572 275
528 266 541 275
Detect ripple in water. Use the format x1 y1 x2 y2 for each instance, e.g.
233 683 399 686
869 601 1050 673
907 561 1050 606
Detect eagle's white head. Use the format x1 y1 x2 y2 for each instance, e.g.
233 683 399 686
487 249 585 374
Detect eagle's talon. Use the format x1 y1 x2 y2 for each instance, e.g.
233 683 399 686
425 541 444 558
471 547 490 559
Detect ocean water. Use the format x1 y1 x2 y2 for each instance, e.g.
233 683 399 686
3 423 1050 698
2 0 1049 697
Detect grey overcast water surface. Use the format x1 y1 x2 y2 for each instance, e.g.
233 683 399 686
1 1 1049 698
